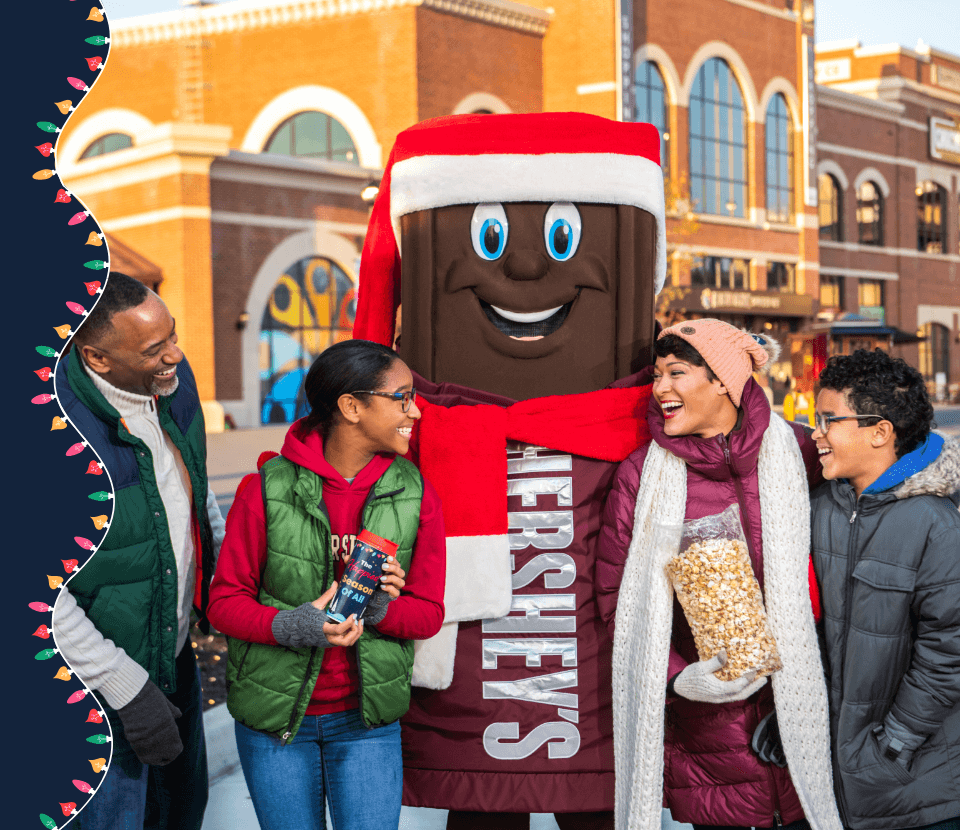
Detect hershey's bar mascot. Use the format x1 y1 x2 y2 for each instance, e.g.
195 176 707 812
354 113 666 830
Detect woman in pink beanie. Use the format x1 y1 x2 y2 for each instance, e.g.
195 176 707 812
598 319 844 830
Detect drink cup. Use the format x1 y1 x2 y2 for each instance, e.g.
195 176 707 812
326 529 399 623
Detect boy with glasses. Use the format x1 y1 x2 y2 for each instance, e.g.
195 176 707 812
811 348 960 830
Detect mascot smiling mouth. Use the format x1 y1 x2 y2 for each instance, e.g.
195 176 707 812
479 295 576 341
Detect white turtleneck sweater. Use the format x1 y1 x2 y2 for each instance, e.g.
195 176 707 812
52 361 226 709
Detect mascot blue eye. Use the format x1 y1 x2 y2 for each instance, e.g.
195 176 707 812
543 203 581 261
471 204 508 261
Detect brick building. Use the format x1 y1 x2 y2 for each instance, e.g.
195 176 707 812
815 41 960 399
57 0 957 426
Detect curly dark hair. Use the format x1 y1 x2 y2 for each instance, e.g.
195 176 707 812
655 334 719 382
817 349 933 457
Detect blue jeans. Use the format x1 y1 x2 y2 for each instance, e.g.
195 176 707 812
235 709 402 830
77 645 208 830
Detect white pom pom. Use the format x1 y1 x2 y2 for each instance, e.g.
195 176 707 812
747 332 781 372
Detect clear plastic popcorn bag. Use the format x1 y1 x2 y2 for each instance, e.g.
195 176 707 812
663 504 781 681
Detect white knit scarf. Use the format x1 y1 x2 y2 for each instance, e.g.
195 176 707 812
611 414 843 830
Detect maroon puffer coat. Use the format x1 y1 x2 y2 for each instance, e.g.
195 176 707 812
597 375 821 827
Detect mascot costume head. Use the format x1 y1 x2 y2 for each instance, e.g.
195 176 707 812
354 112 665 399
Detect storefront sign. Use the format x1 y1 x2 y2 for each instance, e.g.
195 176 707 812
859 305 885 325
663 286 814 317
930 117 960 164
815 58 851 84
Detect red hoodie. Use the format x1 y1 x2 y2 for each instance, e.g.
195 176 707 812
207 420 446 715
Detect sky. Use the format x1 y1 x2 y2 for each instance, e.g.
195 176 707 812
103 0 960 55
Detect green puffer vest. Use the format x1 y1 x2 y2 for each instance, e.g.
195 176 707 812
60 351 215 697
226 454 423 742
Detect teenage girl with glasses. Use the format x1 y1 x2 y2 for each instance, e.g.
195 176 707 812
207 339 446 830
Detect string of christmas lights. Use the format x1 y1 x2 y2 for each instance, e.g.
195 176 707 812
29 5 112 824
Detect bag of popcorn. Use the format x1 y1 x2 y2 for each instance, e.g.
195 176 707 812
663 504 781 681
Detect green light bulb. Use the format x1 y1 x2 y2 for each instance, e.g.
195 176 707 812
86 734 109 744
84 260 107 270
37 122 59 133
35 648 56 660
40 814 58 830
89 491 111 501
36 345 57 357
85 36 108 45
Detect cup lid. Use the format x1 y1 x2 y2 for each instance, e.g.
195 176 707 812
357 529 398 555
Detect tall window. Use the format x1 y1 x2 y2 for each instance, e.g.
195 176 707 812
917 181 946 253
635 61 670 178
265 112 359 163
260 256 357 424
858 279 885 323
818 174 842 240
80 133 133 159
691 256 748 289
767 261 795 293
918 322 950 384
689 58 747 218
856 181 883 245
819 274 844 311
765 94 793 223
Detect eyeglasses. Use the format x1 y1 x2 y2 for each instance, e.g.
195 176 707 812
815 412 882 435
351 388 418 413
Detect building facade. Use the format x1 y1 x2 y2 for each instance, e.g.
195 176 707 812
815 40 960 398
57 0 958 426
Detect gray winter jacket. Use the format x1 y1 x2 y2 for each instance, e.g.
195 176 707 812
811 437 960 829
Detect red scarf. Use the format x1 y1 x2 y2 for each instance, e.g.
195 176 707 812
410 385 652 538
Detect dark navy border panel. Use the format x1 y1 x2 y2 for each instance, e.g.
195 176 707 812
10 2 112 825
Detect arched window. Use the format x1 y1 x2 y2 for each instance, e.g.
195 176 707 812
79 133 133 159
918 322 950 386
818 174 842 241
917 181 946 253
265 112 359 163
856 181 883 245
764 94 793 223
259 256 357 424
634 61 669 178
689 58 747 218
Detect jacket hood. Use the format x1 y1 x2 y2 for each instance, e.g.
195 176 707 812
892 436 960 500
647 376 771 481
280 418 393 487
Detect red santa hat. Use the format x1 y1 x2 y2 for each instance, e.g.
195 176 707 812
354 112 667 346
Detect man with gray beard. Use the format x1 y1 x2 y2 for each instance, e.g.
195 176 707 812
52 272 225 830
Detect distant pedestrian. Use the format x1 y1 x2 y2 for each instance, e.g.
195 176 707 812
811 349 960 830
207 339 446 830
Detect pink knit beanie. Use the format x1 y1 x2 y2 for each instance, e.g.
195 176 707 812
658 318 780 407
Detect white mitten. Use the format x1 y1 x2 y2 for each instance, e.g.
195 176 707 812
672 650 768 704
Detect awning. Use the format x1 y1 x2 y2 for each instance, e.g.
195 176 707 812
829 317 924 344
104 234 163 287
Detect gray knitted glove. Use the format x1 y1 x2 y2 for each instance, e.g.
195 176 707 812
272 603 335 649
876 712 926 766
116 680 183 766
364 588 396 626
672 650 768 704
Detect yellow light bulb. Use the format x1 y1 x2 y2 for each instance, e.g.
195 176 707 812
89 758 107 773
55 100 73 115
88 7 104 21
55 666 72 681
48 575 64 589
51 416 67 430
91 515 108 530
33 169 55 180
54 324 72 339
86 232 104 247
